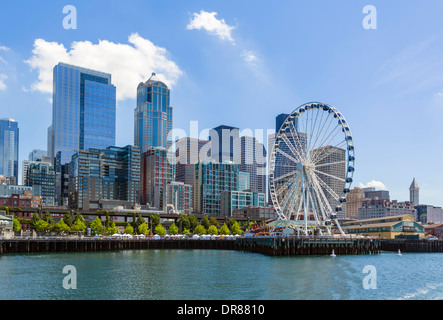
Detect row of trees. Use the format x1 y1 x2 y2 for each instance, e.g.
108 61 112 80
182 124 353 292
12 210 253 237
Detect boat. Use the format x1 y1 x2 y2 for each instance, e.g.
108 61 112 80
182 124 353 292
330 249 336 257
397 249 402 256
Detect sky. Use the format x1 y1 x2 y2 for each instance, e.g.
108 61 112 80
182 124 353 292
0 0 442 206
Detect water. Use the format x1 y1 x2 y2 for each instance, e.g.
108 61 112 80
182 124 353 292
0 250 441 300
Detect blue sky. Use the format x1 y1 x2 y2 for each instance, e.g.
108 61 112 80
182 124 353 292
0 0 442 206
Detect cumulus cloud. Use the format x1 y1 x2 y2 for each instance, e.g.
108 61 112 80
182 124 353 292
186 10 235 43
0 73 7 90
358 180 388 190
24 33 183 101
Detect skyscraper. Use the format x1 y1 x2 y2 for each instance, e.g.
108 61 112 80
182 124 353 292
68 145 140 210
0 118 19 184
236 136 267 195
175 137 211 186
193 161 239 216
134 73 173 152
48 63 116 165
311 146 346 219
209 125 240 163
409 178 419 205
140 147 175 210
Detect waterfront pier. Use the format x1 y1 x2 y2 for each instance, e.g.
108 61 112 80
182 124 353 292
0 237 384 256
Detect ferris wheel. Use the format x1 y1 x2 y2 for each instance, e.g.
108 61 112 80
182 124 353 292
269 102 355 236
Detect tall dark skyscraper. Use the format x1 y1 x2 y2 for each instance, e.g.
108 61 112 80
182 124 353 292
48 63 116 165
209 125 240 163
0 118 19 184
134 73 173 152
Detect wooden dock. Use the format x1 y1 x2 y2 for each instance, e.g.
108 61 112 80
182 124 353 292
380 239 443 253
0 237 381 256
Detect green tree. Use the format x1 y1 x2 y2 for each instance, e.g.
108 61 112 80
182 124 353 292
71 218 86 232
138 222 150 235
108 221 118 235
168 223 179 235
63 212 74 227
219 223 231 235
30 212 41 228
73 212 85 223
227 218 238 230
201 216 210 230
182 228 191 235
177 214 190 232
194 224 206 235
35 220 50 232
154 223 166 235
188 214 199 232
12 216 21 232
209 217 219 228
231 221 243 235
124 223 134 235
150 214 161 228
43 211 55 225
54 219 70 234
207 225 218 235
90 217 104 235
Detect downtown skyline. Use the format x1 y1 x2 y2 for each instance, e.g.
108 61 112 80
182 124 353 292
0 1 443 207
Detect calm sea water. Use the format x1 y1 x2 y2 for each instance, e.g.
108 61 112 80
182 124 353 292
0 249 441 300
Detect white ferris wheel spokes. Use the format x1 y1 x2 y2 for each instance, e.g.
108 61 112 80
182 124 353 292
269 102 355 236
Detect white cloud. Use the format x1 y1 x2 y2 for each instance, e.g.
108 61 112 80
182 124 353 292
0 46 9 51
241 50 258 64
358 180 388 190
24 33 183 101
187 10 235 43
0 73 7 90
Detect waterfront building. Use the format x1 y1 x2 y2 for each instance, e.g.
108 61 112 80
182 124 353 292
342 214 425 239
209 125 240 163
193 161 239 216
26 162 56 206
0 118 19 184
0 190 42 208
164 181 192 214
363 187 390 200
232 206 277 220
175 137 211 186
345 187 368 220
235 136 267 195
140 147 175 210
409 178 420 205
311 146 346 219
221 189 266 216
68 145 140 210
238 172 250 191
358 199 417 220
48 63 116 164
415 205 443 224
134 73 173 152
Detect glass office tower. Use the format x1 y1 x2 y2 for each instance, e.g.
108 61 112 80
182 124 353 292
0 118 19 184
134 73 173 152
48 63 116 165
